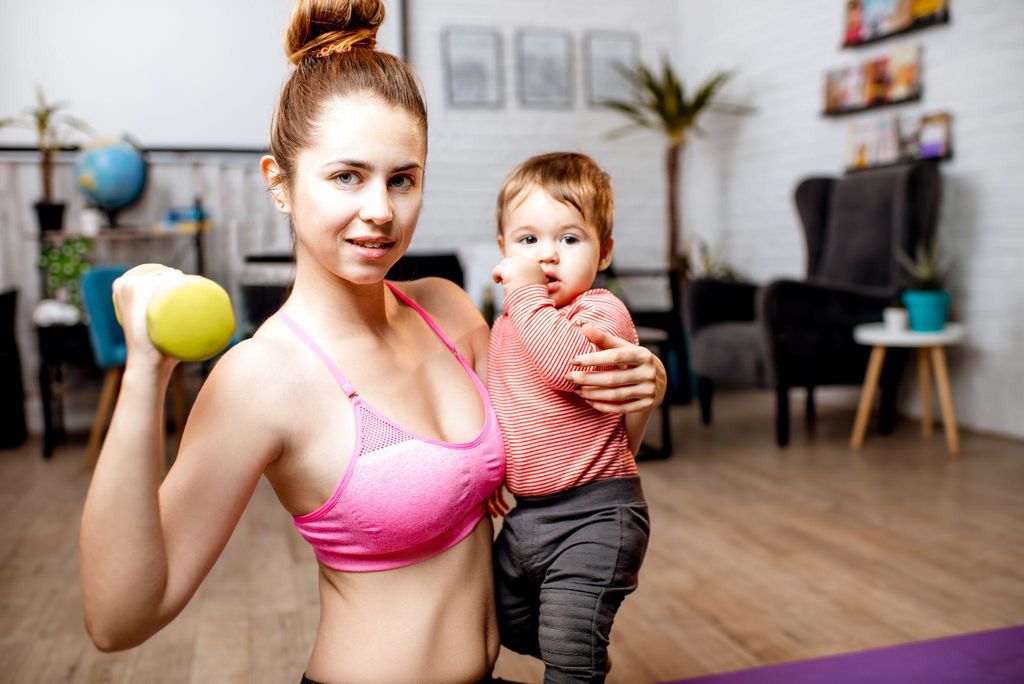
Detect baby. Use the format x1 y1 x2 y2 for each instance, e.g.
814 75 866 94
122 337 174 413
488 152 650 682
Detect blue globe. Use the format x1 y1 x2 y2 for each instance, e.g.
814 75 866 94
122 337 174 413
74 139 148 217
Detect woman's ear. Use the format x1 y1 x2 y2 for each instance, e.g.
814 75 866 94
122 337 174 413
260 155 290 214
598 237 615 271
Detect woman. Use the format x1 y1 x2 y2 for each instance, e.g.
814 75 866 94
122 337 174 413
79 1 665 681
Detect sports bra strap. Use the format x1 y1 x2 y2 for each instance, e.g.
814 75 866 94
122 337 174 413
386 281 461 355
277 311 359 399
277 283 472 398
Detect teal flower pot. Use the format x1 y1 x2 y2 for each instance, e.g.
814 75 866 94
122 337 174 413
902 290 950 332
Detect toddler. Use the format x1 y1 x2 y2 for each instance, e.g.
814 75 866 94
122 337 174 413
488 152 651 683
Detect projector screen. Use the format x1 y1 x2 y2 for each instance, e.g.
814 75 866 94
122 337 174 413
0 0 405 151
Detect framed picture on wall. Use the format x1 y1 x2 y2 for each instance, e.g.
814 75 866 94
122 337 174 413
516 30 573 108
583 31 639 106
443 28 503 108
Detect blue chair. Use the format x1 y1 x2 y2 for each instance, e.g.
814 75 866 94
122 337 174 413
80 265 186 468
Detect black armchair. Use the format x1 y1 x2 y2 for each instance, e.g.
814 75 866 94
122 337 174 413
686 161 942 446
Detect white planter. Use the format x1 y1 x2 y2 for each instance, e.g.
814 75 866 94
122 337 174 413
883 307 908 332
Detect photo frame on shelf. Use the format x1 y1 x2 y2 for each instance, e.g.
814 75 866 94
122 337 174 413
516 30 573 108
887 43 922 101
846 120 879 169
918 111 952 159
843 0 950 48
823 43 921 115
443 28 504 108
845 110 952 170
583 31 639 106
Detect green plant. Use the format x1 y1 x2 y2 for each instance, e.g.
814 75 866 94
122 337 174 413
897 240 950 291
38 236 93 309
603 57 753 277
0 86 91 203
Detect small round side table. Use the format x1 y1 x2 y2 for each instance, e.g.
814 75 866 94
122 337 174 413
851 323 966 457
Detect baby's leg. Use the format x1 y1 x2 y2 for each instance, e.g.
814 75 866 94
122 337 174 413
493 513 542 658
535 482 649 683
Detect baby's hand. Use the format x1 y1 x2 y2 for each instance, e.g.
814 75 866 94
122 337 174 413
492 256 545 294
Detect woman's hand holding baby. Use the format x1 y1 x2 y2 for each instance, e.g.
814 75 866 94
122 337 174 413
567 323 666 415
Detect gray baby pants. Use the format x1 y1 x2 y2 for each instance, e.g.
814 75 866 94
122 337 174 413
493 476 650 683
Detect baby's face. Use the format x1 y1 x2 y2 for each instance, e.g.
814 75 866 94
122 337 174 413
499 184 612 308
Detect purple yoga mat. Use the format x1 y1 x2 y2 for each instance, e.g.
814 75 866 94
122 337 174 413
668 625 1024 684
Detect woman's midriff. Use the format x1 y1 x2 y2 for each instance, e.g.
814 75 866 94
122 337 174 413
304 517 499 683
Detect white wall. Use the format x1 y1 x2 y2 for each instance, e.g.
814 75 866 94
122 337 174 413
407 0 683 302
674 0 1024 438
0 0 403 149
1 0 682 433
3 0 1022 440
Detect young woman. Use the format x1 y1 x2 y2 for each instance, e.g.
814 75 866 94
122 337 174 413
79 1 666 681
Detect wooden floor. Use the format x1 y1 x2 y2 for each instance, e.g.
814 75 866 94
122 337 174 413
1 389 1022 683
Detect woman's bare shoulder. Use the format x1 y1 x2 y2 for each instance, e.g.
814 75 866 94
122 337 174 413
393 277 483 326
392 277 490 371
196 328 308 422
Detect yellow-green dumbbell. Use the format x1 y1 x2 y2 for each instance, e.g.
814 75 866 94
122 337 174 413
113 264 236 362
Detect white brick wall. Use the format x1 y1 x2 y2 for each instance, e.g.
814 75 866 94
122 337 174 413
407 0 683 293
675 0 1024 439
3 1 1021 440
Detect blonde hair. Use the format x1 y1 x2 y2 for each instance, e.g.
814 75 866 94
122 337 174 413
269 0 427 194
496 152 614 244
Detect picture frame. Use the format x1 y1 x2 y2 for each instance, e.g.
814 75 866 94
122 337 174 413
918 112 952 159
583 31 639 106
443 28 504 108
845 110 952 170
843 0 950 48
823 43 921 115
516 29 573 108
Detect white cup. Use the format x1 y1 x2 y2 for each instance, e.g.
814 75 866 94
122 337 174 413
883 307 908 332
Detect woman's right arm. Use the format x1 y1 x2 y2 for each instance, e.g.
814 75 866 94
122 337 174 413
79 271 283 651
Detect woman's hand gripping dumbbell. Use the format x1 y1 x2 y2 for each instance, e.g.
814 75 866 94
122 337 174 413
112 264 235 363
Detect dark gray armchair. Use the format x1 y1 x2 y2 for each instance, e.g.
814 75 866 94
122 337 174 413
685 161 942 446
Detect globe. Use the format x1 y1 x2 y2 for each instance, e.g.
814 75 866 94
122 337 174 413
74 138 148 226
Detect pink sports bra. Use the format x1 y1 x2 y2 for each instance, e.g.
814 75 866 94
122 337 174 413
277 283 505 572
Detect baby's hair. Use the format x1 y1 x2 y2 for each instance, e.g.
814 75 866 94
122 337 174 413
496 152 615 245
269 0 427 194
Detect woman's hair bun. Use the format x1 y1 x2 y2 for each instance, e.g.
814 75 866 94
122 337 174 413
285 0 386 64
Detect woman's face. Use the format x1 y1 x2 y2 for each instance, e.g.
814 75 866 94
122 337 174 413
280 93 426 286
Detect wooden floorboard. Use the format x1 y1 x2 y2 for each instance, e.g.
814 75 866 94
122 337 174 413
0 389 1021 683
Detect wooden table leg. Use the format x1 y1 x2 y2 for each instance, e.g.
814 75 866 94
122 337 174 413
851 346 887 450
930 346 960 457
918 347 933 439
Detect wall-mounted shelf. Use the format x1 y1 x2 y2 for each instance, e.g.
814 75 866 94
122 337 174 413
846 153 951 173
842 13 950 49
823 92 922 118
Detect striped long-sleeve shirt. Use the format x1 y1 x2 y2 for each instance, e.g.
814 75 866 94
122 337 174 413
487 284 639 497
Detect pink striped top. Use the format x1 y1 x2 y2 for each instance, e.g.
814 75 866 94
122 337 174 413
487 284 639 497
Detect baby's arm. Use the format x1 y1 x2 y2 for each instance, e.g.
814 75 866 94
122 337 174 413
493 258 637 391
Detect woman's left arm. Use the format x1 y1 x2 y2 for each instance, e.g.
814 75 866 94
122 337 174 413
566 323 667 454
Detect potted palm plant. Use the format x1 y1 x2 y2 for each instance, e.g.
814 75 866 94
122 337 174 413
897 240 951 332
0 86 92 234
603 58 753 278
